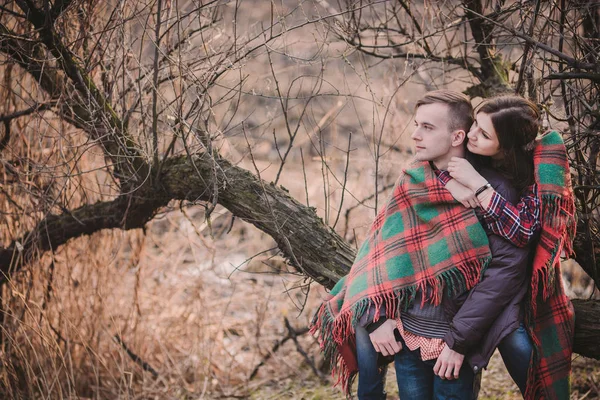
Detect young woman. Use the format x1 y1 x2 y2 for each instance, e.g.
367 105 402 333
445 96 541 247
442 95 543 395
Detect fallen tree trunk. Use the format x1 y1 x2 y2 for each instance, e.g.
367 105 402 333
0 154 354 289
572 299 600 360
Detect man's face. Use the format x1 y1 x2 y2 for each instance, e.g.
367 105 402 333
411 103 454 165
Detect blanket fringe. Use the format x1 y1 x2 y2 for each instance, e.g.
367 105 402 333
524 317 543 400
530 194 576 311
310 256 490 396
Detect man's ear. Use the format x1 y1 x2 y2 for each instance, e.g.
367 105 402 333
451 130 466 147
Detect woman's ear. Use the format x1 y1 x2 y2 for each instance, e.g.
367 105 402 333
451 130 466 147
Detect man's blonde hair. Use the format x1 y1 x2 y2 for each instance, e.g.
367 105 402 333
415 90 474 133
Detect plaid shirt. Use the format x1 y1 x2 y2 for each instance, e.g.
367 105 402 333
436 170 540 247
396 319 444 360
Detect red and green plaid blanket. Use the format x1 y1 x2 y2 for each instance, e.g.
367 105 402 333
310 161 492 393
525 130 576 400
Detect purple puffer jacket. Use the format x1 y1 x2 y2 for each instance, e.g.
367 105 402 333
444 168 532 373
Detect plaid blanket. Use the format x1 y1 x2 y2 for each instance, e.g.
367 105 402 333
525 131 576 400
310 161 492 394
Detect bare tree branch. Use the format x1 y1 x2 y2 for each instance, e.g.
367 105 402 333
1 154 354 288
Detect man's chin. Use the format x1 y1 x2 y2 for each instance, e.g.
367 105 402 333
413 154 431 162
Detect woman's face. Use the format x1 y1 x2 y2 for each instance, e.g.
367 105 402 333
467 112 502 159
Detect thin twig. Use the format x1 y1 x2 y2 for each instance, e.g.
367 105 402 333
248 319 311 381
333 132 352 229
0 102 56 122
113 334 159 378
284 317 325 381
152 0 163 169
300 148 310 207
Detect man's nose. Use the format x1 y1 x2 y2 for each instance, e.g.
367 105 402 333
411 129 420 140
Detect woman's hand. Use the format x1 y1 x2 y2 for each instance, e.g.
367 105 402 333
433 344 465 380
445 180 479 208
447 157 488 191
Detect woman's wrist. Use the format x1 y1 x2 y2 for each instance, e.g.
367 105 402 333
469 178 489 192
476 187 494 208
475 183 492 197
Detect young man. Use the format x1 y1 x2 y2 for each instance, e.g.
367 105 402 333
311 90 533 400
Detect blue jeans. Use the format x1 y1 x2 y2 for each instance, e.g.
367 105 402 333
498 323 533 395
355 325 475 400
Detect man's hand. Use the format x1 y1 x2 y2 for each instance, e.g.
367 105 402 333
433 344 465 380
445 179 478 208
447 157 488 191
369 319 403 356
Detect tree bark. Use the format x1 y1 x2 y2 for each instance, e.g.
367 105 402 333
462 0 512 97
572 299 600 360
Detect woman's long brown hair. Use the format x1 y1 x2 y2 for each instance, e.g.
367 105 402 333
472 96 541 194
